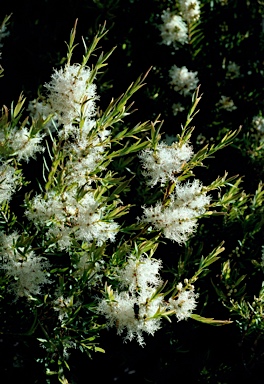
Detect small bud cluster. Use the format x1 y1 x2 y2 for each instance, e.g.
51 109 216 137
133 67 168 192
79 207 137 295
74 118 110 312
159 0 201 48
172 102 185 116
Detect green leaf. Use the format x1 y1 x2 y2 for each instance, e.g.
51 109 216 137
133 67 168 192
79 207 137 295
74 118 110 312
191 314 232 325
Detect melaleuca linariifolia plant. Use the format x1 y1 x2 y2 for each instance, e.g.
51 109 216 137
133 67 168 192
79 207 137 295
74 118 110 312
0 21 243 383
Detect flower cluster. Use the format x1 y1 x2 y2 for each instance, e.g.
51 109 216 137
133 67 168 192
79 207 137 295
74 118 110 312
0 164 19 204
179 0 201 24
97 255 198 346
25 60 117 251
139 141 193 187
0 125 45 162
26 188 119 250
141 179 210 244
97 255 164 346
0 232 50 298
160 10 188 48
169 65 199 96
168 281 198 321
30 64 98 139
252 115 264 136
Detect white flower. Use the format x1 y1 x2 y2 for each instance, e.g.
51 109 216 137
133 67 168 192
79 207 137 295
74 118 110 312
174 179 210 215
252 115 264 135
169 288 198 320
97 255 166 346
25 188 119 249
0 232 50 298
0 164 19 204
160 10 188 47
98 290 158 347
64 126 109 186
0 125 45 162
217 96 237 112
139 141 193 187
44 63 98 136
119 255 162 292
141 179 210 244
169 65 199 96
179 0 201 24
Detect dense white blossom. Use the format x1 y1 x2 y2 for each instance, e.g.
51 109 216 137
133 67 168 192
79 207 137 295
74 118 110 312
0 164 19 204
160 10 188 48
217 95 237 111
98 255 199 345
118 255 162 292
25 188 119 249
0 232 50 297
169 288 198 320
97 255 165 346
141 179 210 244
0 126 45 162
44 63 98 137
98 288 164 346
139 141 193 187
179 0 201 24
28 63 109 182
169 65 199 96
64 125 110 186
